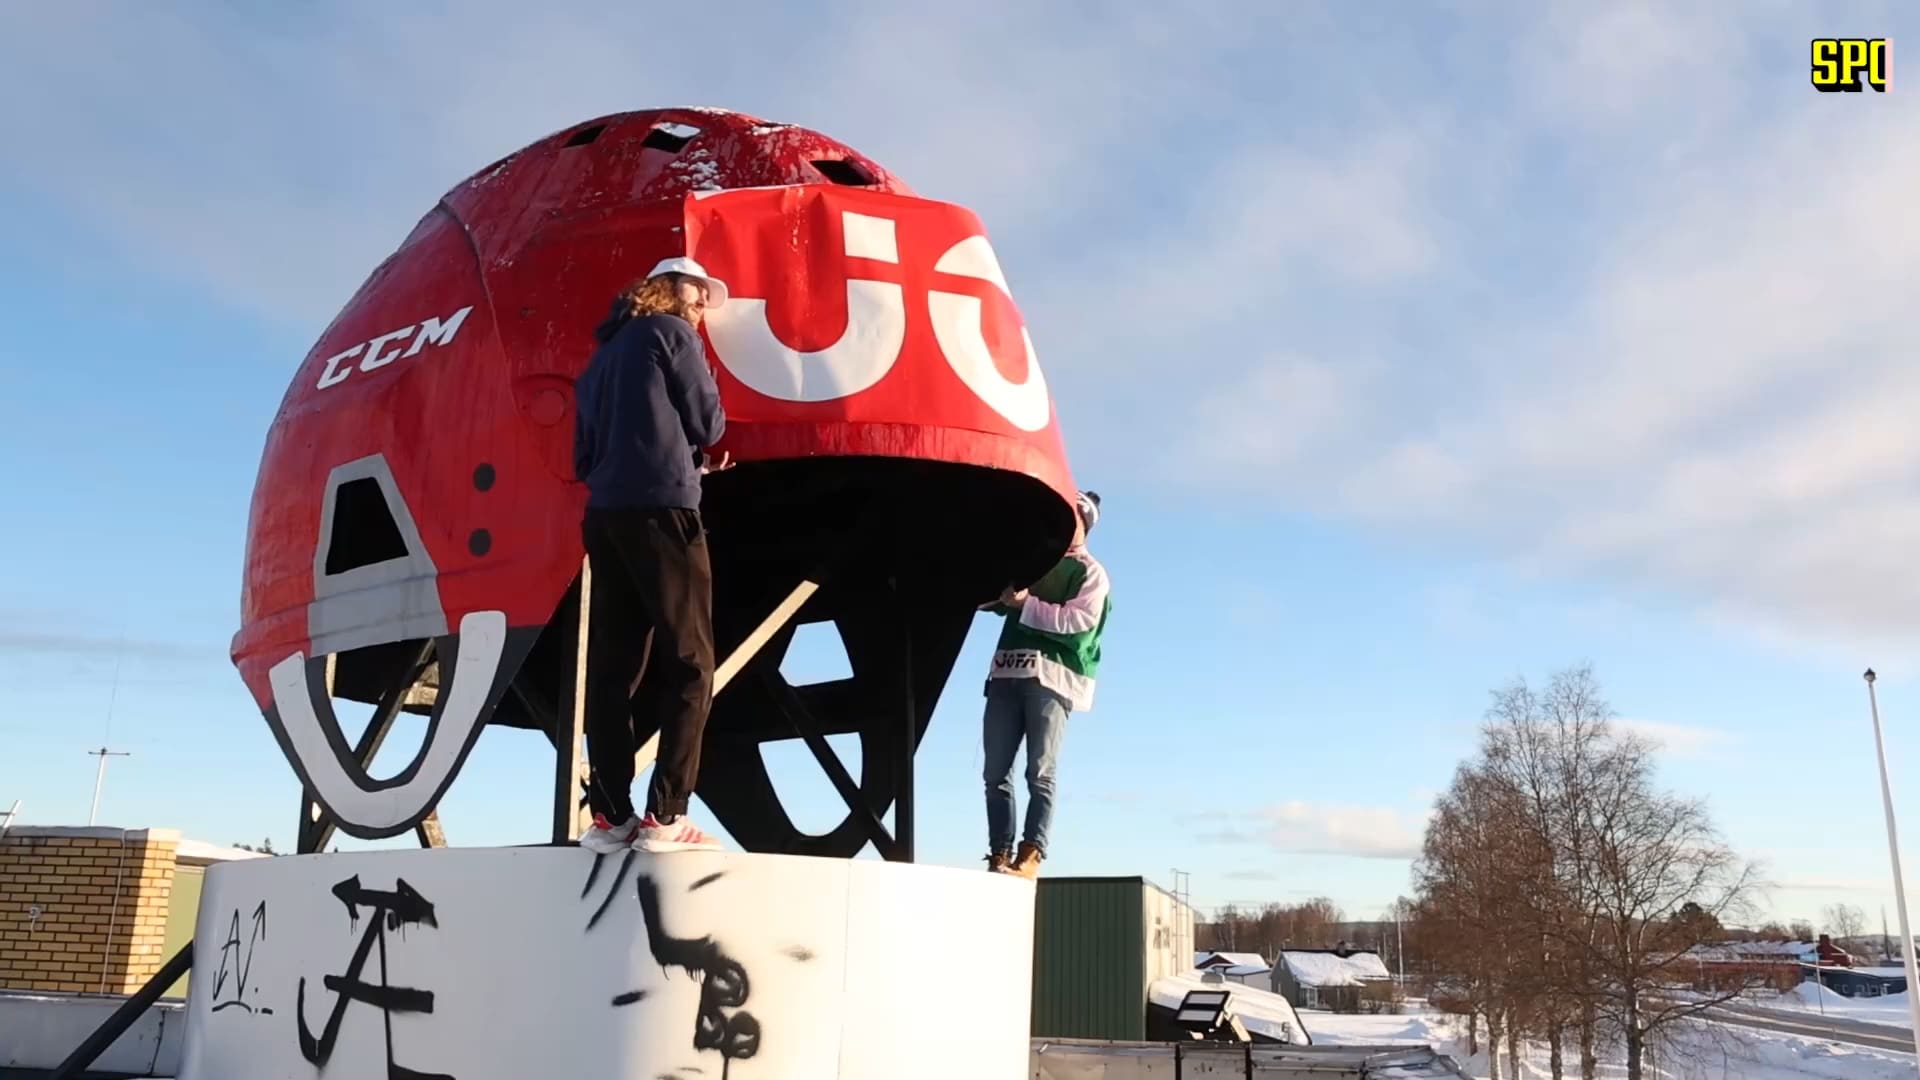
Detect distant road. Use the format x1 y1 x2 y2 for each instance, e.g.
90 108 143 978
1704 1001 1915 1055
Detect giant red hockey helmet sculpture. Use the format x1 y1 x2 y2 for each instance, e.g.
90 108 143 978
232 107 1078 857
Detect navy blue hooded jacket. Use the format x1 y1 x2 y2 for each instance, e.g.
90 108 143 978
572 313 726 511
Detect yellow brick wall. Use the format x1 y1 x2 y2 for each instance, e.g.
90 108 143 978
0 827 180 994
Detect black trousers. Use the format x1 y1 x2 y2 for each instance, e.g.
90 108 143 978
580 506 715 821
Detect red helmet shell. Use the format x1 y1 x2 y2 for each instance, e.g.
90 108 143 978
232 107 1076 840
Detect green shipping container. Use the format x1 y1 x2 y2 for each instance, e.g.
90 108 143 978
162 863 204 998
1031 875 1194 1041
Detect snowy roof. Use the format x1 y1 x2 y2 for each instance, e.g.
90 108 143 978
175 839 272 865
1739 941 1819 956
1687 940 1820 963
1281 950 1392 987
1150 973 1308 1044
1196 951 1270 970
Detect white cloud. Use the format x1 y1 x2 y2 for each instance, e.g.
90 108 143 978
1225 868 1282 883
1515 1 1760 136
1196 354 1374 473
1038 122 1447 364
1613 718 1736 760
1153 6 1920 658
1219 801 1430 861
0 4 1288 328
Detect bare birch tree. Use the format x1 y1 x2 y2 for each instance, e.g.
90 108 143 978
1415 664 1766 1080
1824 903 1866 942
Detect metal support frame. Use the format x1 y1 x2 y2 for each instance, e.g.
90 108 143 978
581 570 932 863
894 575 915 861
47 942 192 1080
732 574 920 862
548 575 825 844
763 670 900 859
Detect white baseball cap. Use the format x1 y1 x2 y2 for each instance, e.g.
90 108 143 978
646 255 729 309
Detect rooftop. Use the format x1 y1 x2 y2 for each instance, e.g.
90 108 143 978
1281 949 1393 987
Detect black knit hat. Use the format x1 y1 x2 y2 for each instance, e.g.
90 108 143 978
1076 490 1101 531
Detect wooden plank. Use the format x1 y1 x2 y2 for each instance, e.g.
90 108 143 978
552 556 592 844
626 578 822 779
414 811 446 848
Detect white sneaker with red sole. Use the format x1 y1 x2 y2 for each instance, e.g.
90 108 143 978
580 813 641 854
633 812 722 852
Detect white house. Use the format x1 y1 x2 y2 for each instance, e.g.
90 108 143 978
1195 951 1270 971
1272 947 1392 1010
1194 951 1272 988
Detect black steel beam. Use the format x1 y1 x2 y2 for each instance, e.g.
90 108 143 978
894 579 915 862
762 669 899 859
47 943 192 1080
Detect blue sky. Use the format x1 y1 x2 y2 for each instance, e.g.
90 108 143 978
3 2 1918 930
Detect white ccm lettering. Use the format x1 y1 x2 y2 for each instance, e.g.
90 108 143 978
703 213 1052 430
313 305 476 391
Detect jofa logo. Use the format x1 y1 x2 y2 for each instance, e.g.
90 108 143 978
1811 38 1889 92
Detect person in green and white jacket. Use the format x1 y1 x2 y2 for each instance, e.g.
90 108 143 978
982 490 1111 879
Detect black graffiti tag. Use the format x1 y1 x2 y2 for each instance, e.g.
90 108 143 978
212 900 270 1015
635 873 762 1069
296 875 452 1080
582 854 769 1079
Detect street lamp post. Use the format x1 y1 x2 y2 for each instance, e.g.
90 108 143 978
1862 669 1920 1053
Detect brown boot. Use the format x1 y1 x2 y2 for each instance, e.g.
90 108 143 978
986 850 1012 873
1009 842 1044 879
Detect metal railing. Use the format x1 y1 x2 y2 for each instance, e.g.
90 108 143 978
1030 1038 1472 1079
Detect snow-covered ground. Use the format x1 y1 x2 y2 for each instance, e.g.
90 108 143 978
1305 1003 1919 1080
1760 982 1916 1032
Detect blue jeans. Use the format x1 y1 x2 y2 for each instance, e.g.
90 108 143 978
983 677 1071 856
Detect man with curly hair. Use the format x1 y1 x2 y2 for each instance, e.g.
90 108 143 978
572 257 732 854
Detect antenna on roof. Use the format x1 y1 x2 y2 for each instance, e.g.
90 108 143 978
86 748 130 827
86 651 131 826
1172 868 1193 963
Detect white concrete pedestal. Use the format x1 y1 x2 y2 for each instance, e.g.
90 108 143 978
175 846 1034 1079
